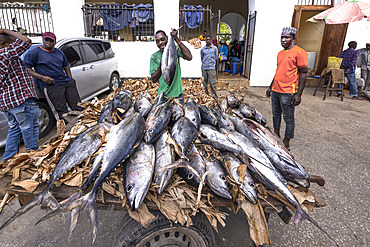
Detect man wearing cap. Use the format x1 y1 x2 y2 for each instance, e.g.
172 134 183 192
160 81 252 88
23 32 83 122
0 29 40 160
266 27 308 151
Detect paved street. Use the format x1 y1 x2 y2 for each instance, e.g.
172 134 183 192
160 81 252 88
0 87 369 246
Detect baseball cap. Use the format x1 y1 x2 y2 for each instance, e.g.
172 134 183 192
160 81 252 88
42 32 56 41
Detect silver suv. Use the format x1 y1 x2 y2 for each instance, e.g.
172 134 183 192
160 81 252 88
0 37 120 147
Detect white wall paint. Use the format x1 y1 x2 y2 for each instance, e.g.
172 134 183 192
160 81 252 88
249 0 296 86
111 41 202 78
49 0 85 39
153 0 179 36
344 0 370 49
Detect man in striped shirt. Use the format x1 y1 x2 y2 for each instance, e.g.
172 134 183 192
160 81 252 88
0 29 40 160
266 27 308 151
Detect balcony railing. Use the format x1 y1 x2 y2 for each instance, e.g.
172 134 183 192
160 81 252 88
297 0 333 5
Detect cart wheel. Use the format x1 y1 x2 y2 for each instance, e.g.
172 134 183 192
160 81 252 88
113 212 216 247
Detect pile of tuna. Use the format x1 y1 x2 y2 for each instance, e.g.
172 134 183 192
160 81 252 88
0 89 337 246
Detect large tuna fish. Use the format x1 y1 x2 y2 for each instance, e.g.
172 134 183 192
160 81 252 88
222 129 337 245
125 142 155 211
171 101 184 121
199 105 217 126
205 158 232 199
242 119 309 188
222 152 257 204
227 94 241 108
154 130 175 194
212 108 234 131
38 113 145 243
0 123 105 232
171 117 198 157
134 92 152 117
184 98 201 129
161 34 177 85
199 124 242 155
145 100 172 143
177 145 206 187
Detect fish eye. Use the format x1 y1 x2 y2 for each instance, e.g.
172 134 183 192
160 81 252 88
188 173 193 180
250 183 256 188
220 175 227 181
127 184 133 192
149 129 153 133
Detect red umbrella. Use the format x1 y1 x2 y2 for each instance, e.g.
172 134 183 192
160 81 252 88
308 0 370 24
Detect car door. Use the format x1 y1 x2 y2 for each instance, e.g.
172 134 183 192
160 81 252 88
59 41 92 99
80 41 110 95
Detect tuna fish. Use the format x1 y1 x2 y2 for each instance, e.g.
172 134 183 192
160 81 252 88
145 100 172 144
171 101 184 121
221 129 336 244
161 34 177 85
205 158 232 199
227 94 241 108
171 117 199 157
212 109 234 131
241 119 310 188
0 123 105 232
134 92 152 117
39 113 145 243
125 141 155 211
184 98 201 129
199 124 243 155
98 101 114 124
177 145 206 187
154 130 175 194
239 103 256 118
199 105 217 126
222 152 257 204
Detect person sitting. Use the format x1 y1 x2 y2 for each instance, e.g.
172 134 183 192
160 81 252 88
218 41 229 73
198 30 207 41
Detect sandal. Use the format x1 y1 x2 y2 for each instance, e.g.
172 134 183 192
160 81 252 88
352 96 364 100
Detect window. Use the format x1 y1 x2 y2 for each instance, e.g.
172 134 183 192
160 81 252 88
60 41 83 67
82 41 105 63
103 42 115 58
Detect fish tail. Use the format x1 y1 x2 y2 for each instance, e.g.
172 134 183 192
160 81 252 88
69 208 80 237
84 193 98 244
294 207 339 247
0 189 58 231
35 191 83 226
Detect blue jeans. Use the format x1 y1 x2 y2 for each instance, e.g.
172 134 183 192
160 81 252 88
3 98 40 160
271 91 295 139
338 72 358 96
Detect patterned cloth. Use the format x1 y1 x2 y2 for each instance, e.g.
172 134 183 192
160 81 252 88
339 48 359 74
0 39 37 111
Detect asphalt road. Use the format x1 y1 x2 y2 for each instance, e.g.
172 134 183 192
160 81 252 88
0 87 369 246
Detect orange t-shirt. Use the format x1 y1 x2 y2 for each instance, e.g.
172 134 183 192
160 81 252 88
272 45 308 94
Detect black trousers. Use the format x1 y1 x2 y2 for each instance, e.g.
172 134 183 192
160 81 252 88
45 79 84 120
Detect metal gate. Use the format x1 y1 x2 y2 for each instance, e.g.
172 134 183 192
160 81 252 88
243 11 256 79
0 3 54 37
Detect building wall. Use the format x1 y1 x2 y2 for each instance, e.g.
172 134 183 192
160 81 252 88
111 36 203 78
221 13 246 42
248 0 297 86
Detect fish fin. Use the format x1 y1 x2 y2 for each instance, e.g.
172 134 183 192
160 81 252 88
0 189 58 231
85 194 98 244
294 207 339 247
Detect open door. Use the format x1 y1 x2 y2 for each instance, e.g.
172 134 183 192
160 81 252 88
316 23 348 75
243 11 256 79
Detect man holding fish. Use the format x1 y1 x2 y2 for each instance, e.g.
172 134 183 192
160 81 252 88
150 28 192 103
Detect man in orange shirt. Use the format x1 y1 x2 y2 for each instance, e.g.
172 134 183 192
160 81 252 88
266 27 308 151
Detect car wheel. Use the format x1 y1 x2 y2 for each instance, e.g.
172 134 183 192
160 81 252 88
113 212 216 247
109 73 120 91
37 101 56 138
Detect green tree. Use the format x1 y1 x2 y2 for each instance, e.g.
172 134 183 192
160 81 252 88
219 22 231 44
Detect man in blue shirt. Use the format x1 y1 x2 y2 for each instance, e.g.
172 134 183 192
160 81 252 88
200 35 218 99
338 41 362 100
23 32 84 121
